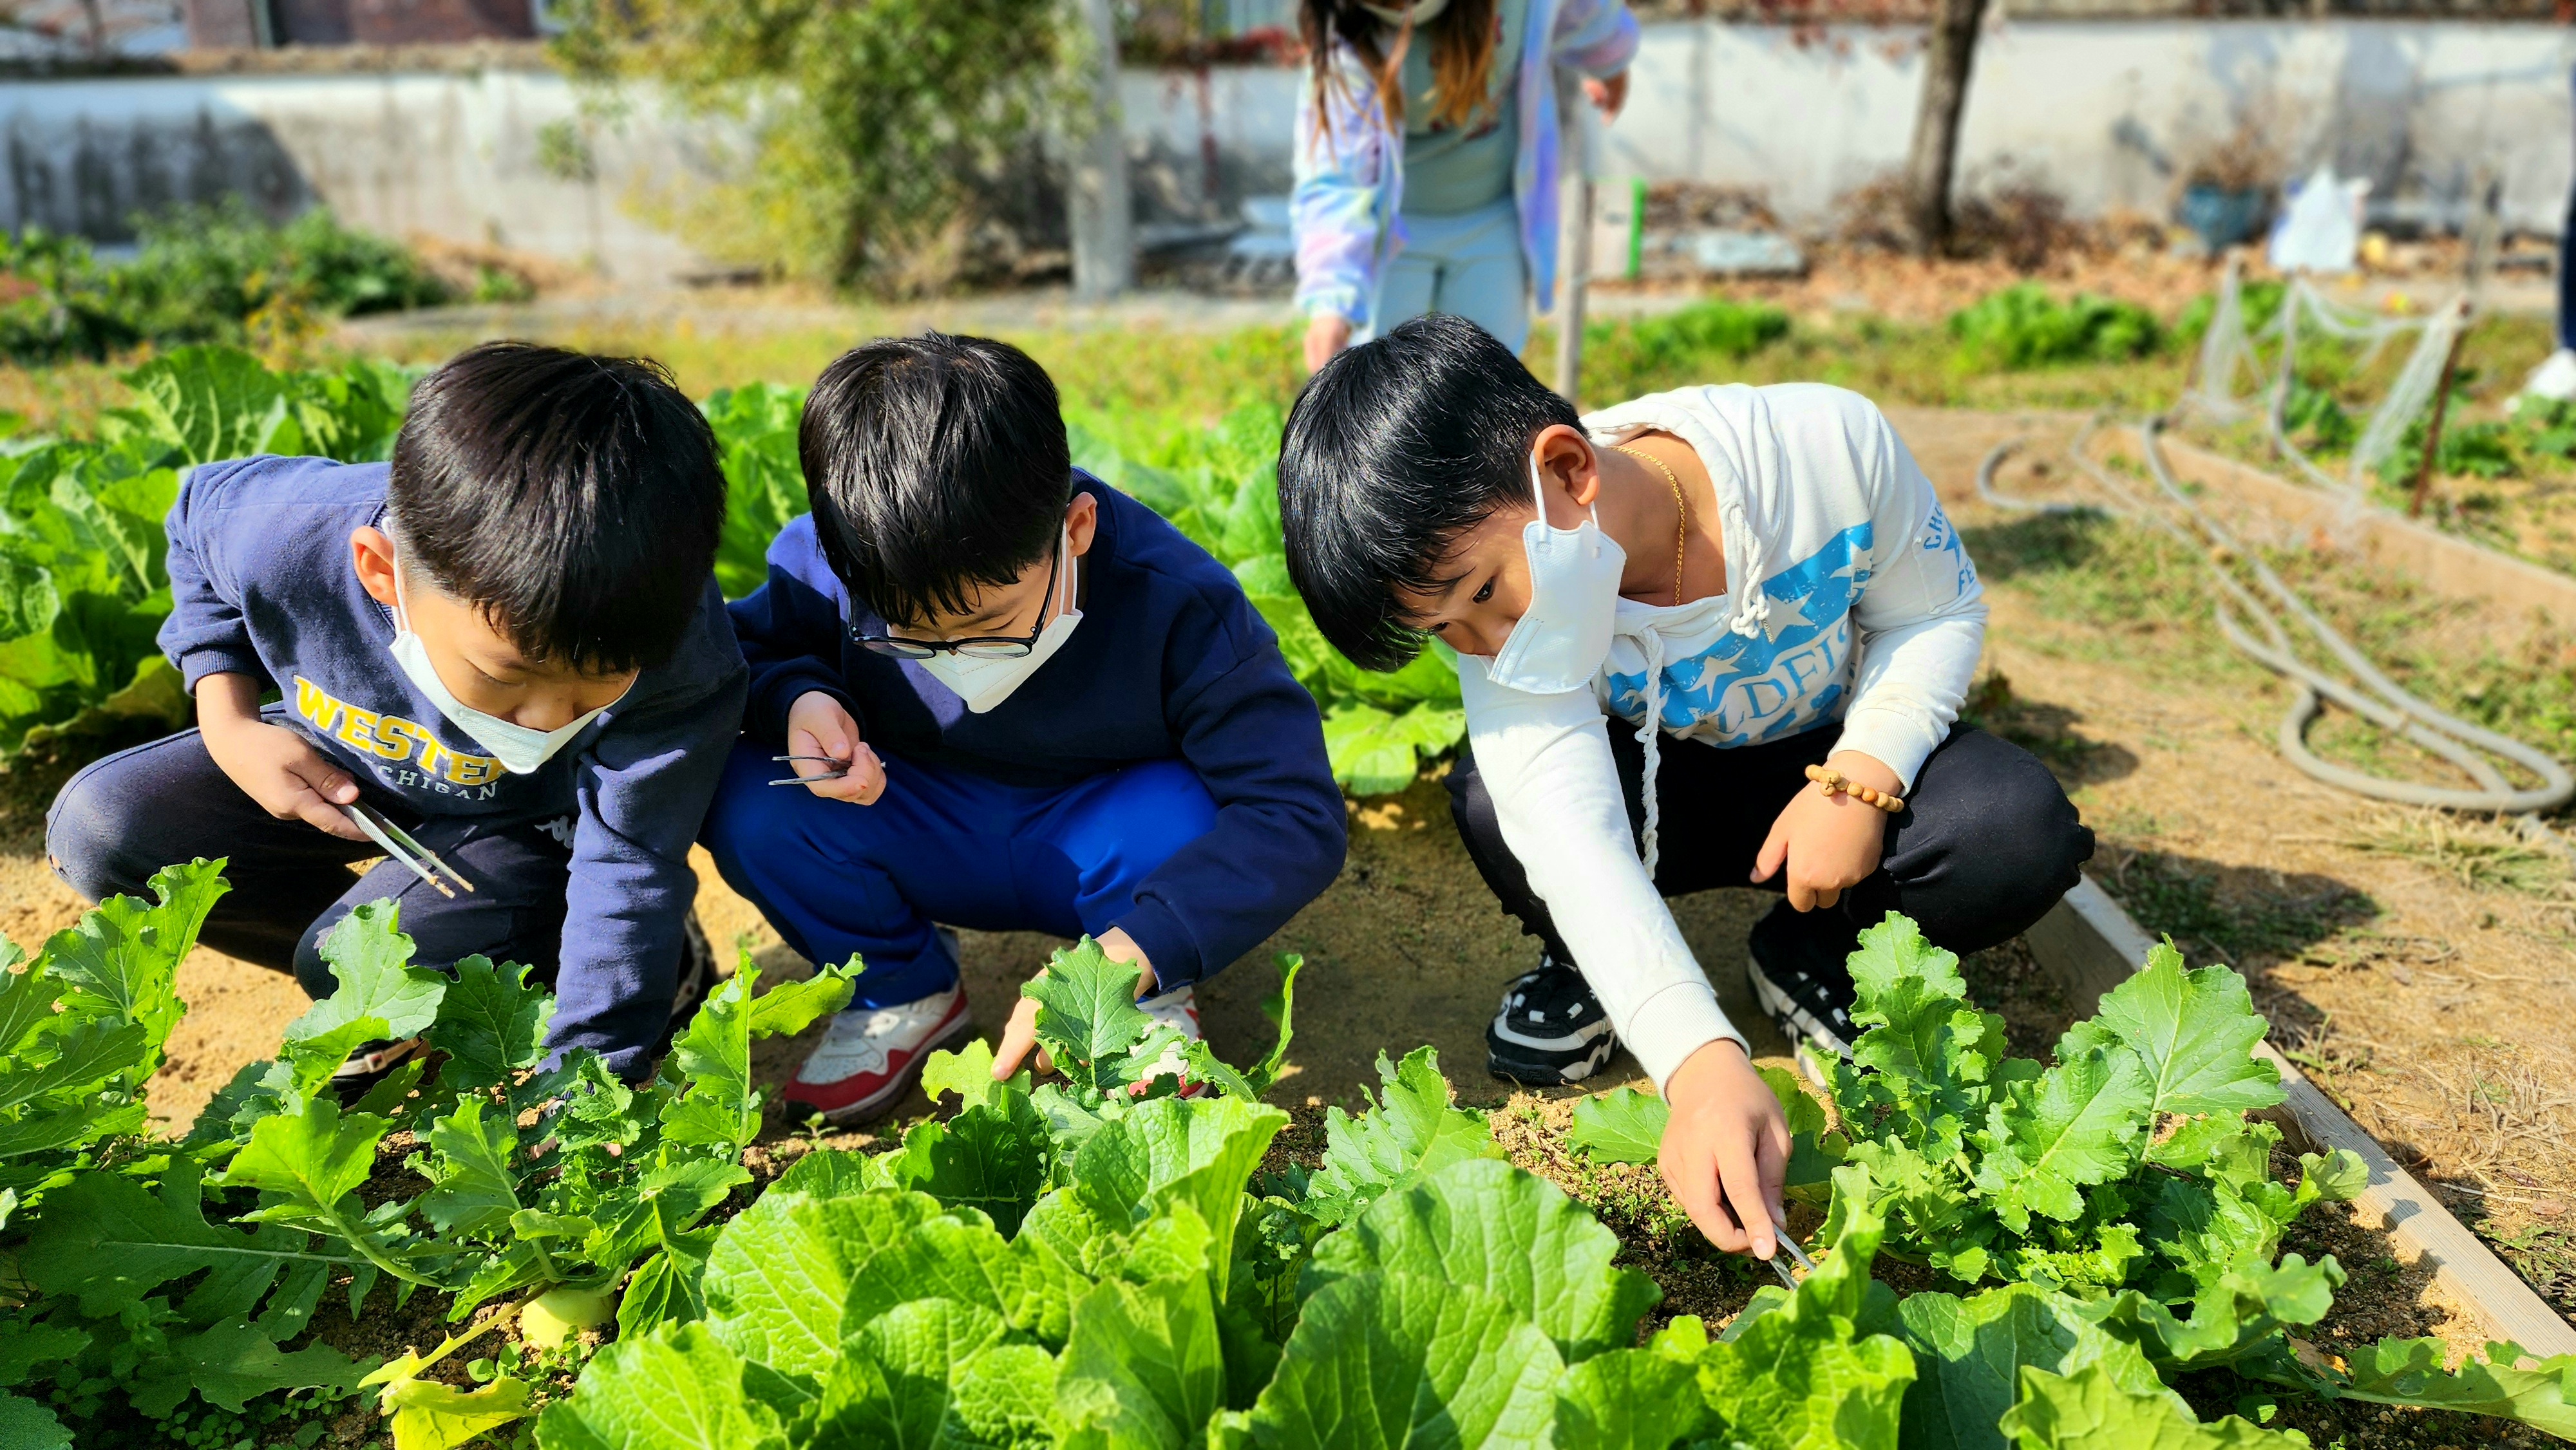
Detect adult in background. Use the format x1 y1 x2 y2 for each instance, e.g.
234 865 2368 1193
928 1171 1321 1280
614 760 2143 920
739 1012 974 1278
2522 59 2576 407
1291 0 1638 373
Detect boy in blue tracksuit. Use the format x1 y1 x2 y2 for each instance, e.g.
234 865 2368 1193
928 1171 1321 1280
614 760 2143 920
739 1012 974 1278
703 332 1346 1122
48 344 746 1084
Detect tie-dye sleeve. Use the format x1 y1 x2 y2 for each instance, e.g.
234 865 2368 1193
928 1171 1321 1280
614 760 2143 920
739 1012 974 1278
1291 57 1395 326
1548 0 1640 79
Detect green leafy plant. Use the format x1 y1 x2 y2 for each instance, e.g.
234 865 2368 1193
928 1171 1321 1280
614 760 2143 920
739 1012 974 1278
1070 405 1467 796
1597 297 1794 370
702 382 813 600
2174 280 2288 350
0 858 226 1215
0 346 418 757
2278 382 2356 453
2513 396 2576 462
1572 912 2576 1444
6 894 857 1444
2374 416 2521 486
535 937 1929 1450
0 204 448 362
0 229 138 364
1947 285 2162 373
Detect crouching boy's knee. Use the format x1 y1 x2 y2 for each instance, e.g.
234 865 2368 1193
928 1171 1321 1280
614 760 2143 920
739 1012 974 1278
44 757 147 903
1949 727 2096 928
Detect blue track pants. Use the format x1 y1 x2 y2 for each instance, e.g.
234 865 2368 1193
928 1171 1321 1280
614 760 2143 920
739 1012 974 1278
701 742 1217 1009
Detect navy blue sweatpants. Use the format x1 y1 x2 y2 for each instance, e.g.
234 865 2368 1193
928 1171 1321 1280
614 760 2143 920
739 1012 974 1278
699 742 1218 1010
46 721 573 999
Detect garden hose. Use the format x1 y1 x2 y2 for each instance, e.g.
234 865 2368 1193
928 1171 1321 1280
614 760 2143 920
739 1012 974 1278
1972 422 2575 822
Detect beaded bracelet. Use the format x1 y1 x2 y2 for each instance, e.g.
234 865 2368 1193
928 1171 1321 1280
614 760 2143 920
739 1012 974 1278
1804 764 1906 814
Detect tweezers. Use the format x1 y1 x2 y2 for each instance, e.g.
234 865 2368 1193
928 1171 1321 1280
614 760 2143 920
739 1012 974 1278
769 753 852 786
1767 1227 1819 1292
345 802 475 899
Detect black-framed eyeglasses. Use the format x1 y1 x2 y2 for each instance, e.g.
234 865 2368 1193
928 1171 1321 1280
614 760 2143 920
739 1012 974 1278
849 540 1061 661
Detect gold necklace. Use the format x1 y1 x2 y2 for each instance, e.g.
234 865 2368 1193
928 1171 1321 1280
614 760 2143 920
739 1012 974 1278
1611 444 1688 607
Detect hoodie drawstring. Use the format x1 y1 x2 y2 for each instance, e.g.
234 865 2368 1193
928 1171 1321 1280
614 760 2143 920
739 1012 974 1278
1725 498 1770 639
1636 630 1664 878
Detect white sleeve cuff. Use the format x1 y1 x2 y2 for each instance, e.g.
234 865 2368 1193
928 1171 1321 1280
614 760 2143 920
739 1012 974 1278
1830 704 1942 795
1614 977 1750 1096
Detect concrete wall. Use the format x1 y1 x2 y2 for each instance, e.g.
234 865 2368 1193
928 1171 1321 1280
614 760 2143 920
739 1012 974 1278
1598 18 2576 232
0 68 723 278
2 17 2567 287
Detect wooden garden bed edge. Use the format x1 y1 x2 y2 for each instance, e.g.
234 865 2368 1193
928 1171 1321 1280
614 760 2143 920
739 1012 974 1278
2089 431 2576 641
2024 875 2576 1357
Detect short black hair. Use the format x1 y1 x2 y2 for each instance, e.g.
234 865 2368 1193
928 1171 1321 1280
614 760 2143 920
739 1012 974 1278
799 333 1071 627
388 342 723 673
1277 314 1580 672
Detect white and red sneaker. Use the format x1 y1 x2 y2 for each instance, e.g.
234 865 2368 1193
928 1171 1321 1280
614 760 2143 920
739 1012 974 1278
1134 986 1204 1097
783 984 973 1124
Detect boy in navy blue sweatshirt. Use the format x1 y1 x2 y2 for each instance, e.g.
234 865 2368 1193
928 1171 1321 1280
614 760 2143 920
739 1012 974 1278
47 343 746 1084
705 333 1345 1122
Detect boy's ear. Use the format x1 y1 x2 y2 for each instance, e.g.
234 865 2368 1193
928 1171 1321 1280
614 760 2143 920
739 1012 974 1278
1066 490 1102 558
350 526 402 608
1533 424 1601 515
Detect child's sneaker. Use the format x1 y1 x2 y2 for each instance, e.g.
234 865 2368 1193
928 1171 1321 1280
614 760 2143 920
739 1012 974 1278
1745 902 1859 1083
330 1037 425 1102
1133 986 1204 1096
655 910 719 1056
784 984 974 1124
2516 347 2576 407
1486 951 1616 1086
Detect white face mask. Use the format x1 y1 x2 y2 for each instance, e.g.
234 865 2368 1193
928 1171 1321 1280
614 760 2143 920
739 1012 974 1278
919 527 1083 714
1481 449 1627 696
386 561 629 775
1361 0 1449 24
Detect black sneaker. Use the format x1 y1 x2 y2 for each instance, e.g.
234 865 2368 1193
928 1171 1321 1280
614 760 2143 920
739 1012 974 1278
1746 902 1860 1080
330 1037 425 1104
650 910 721 1057
1487 951 1617 1086
671 910 717 1028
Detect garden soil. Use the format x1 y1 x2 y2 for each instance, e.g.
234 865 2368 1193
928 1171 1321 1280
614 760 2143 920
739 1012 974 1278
4 408 2571 1438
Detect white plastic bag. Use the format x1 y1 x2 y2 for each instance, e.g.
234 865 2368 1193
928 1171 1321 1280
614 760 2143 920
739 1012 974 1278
2267 165 2372 274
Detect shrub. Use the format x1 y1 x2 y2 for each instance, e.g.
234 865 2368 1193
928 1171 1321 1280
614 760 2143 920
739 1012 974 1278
1604 297 1792 368
0 203 450 362
1948 284 2161 372
550 0 1072 294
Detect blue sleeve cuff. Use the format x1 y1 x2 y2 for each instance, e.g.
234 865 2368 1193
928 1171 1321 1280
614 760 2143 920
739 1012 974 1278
179 645 267 693
1116 896 1206 990
750 667 856 746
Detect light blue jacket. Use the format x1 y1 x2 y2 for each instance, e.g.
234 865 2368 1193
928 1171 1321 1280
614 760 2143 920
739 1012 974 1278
1291 0 1640 328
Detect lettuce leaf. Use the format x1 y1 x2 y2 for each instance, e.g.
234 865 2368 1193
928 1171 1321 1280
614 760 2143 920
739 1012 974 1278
1996 1363 2307 1449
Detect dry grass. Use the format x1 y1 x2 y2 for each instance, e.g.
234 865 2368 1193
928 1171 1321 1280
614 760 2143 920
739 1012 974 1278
2327 808 2576 900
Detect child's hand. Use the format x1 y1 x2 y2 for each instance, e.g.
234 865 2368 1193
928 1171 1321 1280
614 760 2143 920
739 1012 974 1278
196 672 369 841
991 927 1158 1081
1582 69 1631 120
1750 749 1898 910
1303 315 1352 373
786 691 886 805
1660 1037 1790 1257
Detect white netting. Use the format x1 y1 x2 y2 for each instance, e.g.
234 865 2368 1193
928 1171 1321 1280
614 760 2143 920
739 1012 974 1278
1975 262 2572 820
2187 261 2468 520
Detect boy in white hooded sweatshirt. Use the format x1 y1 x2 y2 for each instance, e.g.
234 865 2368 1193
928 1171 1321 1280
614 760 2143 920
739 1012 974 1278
1275 314 2092 1259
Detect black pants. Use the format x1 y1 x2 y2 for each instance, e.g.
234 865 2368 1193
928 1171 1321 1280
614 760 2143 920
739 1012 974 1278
46 726 574 1001
2562 91 2575 353
1446 723 2095 969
